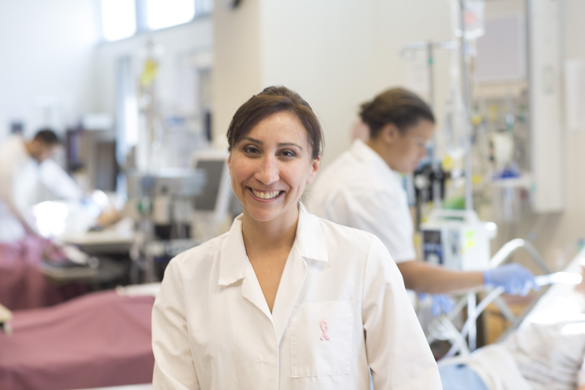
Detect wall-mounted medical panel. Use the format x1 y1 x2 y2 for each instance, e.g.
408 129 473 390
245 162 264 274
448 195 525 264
528 0 565 212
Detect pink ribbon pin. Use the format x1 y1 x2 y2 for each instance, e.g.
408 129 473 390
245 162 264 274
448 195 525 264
319 319 330 341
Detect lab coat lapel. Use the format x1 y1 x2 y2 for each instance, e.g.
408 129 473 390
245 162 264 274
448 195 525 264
271 245 307 344
241 265 273 320
271 205 328 344
218 215 273 321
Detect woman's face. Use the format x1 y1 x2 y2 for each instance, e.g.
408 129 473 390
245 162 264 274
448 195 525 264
228 111 320 226
386 119 434 174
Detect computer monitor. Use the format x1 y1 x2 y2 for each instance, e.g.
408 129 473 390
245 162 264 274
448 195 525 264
190 150 232 224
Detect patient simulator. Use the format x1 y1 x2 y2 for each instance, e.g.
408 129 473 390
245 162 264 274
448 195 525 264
438 255 585 390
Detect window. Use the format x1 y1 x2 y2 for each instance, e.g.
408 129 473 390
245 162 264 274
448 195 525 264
100 0 137 42
196 0 214 15
99 0 212 42
146 0 195 30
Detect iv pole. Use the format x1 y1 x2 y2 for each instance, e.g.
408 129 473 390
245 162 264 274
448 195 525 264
459 0 474 213
458 0 479 352
401 40 457 210
402 0 481 353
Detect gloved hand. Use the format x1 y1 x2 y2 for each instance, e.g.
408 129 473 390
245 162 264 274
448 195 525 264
418 293 456 317
483 263 540 296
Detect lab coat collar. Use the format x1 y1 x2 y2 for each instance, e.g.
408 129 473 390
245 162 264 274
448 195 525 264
218 204 328 287
295 203 329 263
218 215 248 286
350 139 403 183
350 139 389 170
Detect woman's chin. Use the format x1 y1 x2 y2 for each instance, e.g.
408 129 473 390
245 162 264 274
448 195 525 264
243 206 280 223
243 203 298 225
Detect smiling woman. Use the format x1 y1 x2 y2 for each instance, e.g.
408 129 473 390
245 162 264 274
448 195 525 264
151 86 442 390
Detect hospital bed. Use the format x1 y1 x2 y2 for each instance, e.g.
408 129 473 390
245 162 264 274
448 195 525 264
437 248 585 389
0 235 89 311
425 237 577 357
0 284 159 390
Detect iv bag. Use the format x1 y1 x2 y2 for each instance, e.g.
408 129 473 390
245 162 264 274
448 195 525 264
443 86 466 160
450 0 485 41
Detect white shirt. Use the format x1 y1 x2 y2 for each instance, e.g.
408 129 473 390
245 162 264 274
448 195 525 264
308 140 416 263
0 136 82 243
151 206 441 390
0 136 41 242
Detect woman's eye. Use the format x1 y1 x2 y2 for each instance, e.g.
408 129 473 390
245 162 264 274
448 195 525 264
243 146 260 154
281 150 296 158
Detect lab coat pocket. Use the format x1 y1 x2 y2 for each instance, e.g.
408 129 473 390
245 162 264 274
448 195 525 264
290 301 354 378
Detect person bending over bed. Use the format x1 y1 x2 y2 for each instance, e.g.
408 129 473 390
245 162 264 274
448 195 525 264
0 129 82 244
439 320 585 390
151 86 441 389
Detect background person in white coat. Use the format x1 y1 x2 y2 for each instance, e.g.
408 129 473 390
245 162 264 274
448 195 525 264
309 88 537 302
0 129 82 244
151 86 442 389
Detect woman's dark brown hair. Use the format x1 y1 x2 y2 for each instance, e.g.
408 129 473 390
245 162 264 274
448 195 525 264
226 86 323 159
359 87 435 139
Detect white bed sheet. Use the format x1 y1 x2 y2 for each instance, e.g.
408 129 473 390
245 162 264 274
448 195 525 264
522 249 585 327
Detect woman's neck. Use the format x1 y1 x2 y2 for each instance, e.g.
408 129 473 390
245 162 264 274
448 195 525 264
241 207 299 256
366 138 395 170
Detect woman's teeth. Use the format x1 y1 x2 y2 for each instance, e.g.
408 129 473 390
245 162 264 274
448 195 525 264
251 189 281 199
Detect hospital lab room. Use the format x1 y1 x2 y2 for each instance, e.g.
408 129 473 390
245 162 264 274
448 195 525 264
3 0 585 389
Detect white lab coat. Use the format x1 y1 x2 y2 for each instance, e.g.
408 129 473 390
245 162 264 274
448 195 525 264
308 139 416 263
0 136 81 243
152 206 441 390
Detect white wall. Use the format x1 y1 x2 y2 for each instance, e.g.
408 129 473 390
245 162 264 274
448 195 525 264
0 0 99 142
214 0 452 164
213 0 263 150
260 0 377 164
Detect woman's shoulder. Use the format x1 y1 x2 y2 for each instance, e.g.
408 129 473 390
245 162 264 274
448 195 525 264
304 212 395 272
313 212 380 248
169 232 229 270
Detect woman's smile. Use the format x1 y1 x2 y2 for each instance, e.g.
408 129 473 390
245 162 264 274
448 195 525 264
248 188 285 201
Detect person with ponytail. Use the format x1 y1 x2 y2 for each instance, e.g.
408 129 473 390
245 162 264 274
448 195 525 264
309 87 537 300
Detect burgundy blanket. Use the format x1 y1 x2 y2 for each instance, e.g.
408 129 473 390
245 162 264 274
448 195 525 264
0 290 155 390
0 236 85 310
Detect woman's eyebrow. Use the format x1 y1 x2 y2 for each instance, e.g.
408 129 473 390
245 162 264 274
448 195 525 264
243 136 262 144
278 142 303 150
242 137 303 150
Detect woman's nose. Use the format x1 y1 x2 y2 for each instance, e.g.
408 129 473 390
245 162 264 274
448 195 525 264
255 156 279 184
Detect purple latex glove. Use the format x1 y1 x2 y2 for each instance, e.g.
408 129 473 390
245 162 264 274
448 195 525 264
418 293 456 317
483 263 540 296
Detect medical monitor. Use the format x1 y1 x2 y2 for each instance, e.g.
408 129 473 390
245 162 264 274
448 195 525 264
190 150 231 223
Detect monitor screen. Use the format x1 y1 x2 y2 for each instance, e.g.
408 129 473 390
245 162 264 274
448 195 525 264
194 159 225 211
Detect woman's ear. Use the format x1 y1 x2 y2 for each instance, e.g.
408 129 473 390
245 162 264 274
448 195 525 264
227 154 232 175
381 123 400 145
307 155 321 184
